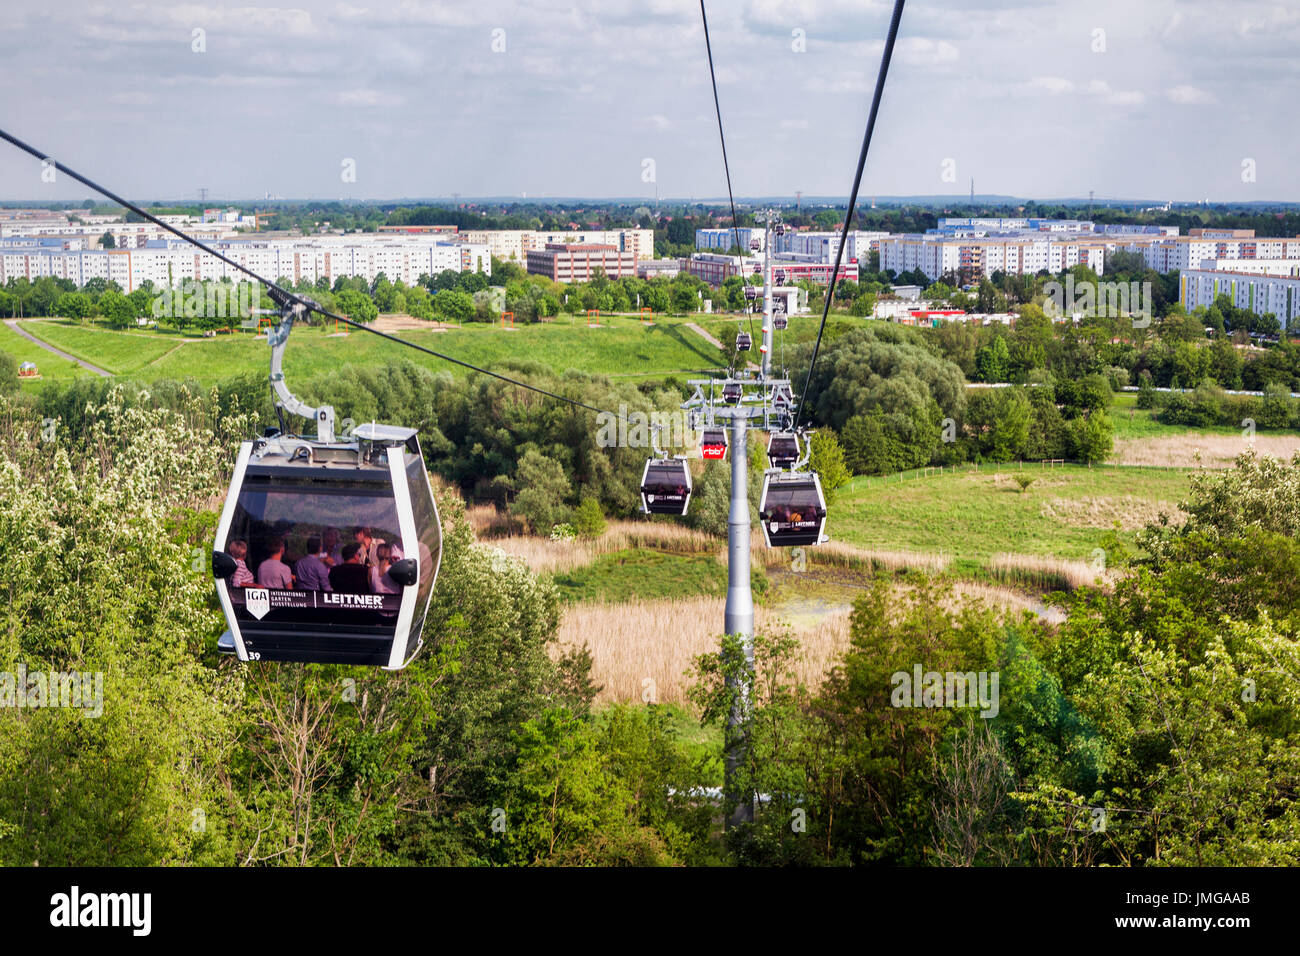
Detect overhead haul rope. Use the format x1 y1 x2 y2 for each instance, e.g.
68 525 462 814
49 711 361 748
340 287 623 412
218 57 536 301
699 0 757 363
792 0 906 430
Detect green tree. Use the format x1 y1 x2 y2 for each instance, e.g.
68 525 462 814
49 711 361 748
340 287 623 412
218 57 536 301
56 291 93 323
98 289 134 330
336 288 378 323
807 428 851 501
975 336 1010 382
988 387 1031 461
1136 372 1157 409
433 289 475 324
1068 409 1113 463
571 497 607 539
0 350 17 394
511 449 572 532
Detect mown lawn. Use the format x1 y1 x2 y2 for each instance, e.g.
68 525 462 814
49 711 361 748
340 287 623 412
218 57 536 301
832 462 1192 570
0 322 92 386
13 320 181 376
14 314 727 386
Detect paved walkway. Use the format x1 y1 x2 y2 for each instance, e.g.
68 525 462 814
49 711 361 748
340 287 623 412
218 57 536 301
4 320 110 377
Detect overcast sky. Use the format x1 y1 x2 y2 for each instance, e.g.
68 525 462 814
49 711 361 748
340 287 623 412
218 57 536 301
0 0 1295 204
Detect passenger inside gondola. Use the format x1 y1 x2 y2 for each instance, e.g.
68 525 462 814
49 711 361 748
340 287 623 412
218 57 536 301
370 542 400 594
294 535 332 591
257 538 294 589
227 539 255 587
354 525 383 567
328 542 370 594
320 527 343 566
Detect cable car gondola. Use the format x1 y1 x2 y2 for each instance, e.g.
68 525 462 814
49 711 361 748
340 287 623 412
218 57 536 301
773 313 788 331
722 381 742 404
211 295 441 669
640 457 692 515
767 431 800 470
700 426 728 460
758 471 827 548
736 331 752 351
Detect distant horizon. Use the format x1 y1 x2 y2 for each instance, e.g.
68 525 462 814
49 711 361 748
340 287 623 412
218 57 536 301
5 195 1300 210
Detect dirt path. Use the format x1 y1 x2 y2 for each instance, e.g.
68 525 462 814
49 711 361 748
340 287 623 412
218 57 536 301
372 313 457 333
5 319 110 377
684 322 724 350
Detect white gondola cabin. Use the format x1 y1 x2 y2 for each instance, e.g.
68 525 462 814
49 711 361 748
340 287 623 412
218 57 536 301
757 471 827 548
640 457 692 515
212 428 441 669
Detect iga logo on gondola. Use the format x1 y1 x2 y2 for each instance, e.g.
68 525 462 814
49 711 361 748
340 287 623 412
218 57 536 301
245 588 270 620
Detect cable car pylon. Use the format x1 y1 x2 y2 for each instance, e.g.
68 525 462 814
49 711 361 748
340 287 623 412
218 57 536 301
679 206 826 827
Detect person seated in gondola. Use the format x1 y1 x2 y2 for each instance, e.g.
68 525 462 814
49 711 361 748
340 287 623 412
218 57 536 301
257 538 294 590
294 535 332 592
319 527 343 567
227 539 255 588
369 542 400 595
328 542 370 594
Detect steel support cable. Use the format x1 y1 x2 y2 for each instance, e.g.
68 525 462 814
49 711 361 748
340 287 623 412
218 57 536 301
793 0 905 430
699 0 756 361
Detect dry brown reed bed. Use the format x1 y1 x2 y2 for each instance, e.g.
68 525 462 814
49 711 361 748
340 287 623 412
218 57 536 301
483 520 718 575
552 597 852 705
988 552 1112 592
747 534 951 574
551 577 1067 706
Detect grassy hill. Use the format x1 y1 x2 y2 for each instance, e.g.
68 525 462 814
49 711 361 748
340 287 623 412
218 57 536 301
12 314 729 388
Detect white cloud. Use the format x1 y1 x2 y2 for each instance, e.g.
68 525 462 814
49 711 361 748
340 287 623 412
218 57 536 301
1078 80 1144 107
1 0 1296 199
1167 84 1216 105
336 88 390 107
895 36 960 65
1030 75 1074 95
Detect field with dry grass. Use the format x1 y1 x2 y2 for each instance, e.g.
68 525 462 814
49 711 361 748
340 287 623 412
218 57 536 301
1111 433 1300 468
552 578 1063 705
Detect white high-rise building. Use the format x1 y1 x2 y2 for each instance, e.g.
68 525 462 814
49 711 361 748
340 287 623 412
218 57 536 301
0 235 490 290
878 234 1105 281
1180 259 1300 327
